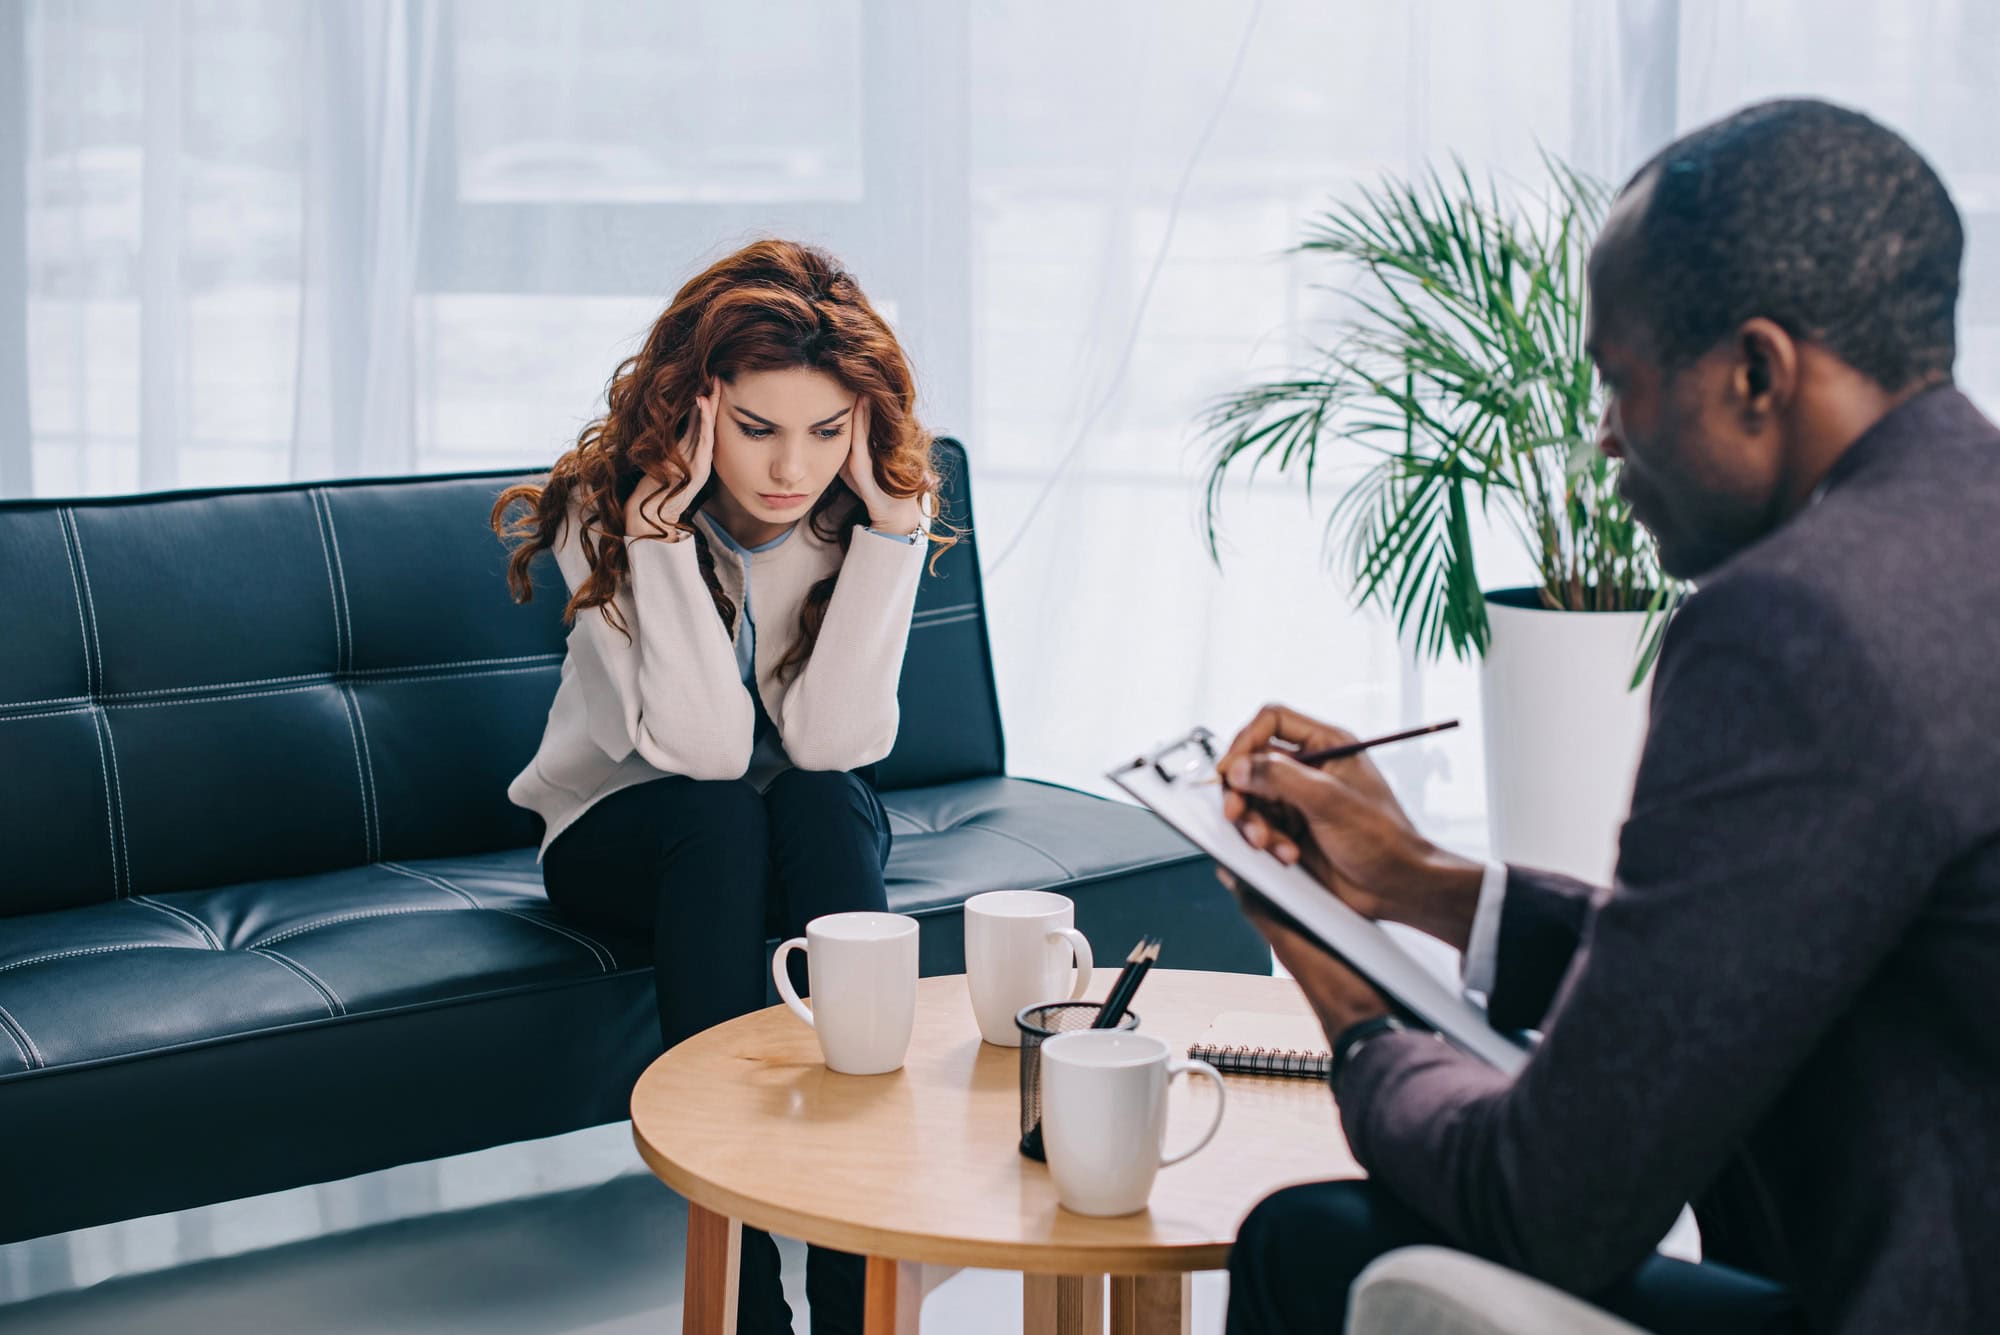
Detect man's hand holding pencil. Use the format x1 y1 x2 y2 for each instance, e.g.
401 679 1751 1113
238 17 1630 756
1216 704 1488 957
1214 706 1498 1053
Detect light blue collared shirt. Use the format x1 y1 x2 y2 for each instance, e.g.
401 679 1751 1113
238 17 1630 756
703 518 919 689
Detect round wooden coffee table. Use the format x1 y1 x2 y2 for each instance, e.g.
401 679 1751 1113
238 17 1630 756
630 969 1360 1334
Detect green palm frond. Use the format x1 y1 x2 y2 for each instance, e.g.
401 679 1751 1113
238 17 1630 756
1198 153 1680 676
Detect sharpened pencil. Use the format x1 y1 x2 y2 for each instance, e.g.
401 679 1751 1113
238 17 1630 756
1198 719 1460 786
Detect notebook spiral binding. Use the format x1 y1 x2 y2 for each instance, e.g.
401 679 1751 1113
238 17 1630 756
1187 1041 1332 1080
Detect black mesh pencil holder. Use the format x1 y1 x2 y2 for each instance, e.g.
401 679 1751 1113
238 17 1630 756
1015 1000 1140 1161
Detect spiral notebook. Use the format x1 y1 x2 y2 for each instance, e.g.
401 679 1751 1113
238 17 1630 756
1188 1011 1332 1079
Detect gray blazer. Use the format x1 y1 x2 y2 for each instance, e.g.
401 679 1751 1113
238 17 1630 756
1335 387 2000 1335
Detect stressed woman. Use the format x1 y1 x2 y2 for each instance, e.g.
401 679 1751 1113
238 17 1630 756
491 239 950 1335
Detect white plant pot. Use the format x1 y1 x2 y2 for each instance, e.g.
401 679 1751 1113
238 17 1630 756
1478 589 1655 885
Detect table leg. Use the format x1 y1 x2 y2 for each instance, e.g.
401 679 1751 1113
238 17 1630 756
865 1257 925 1334
682 1202 740 1335
1024 1273 1105 1335
1109 1274 1192 1335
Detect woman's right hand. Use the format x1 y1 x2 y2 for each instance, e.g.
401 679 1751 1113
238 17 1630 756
625 380 718 539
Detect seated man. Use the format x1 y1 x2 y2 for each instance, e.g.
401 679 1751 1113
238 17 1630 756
1217 99 2000 1335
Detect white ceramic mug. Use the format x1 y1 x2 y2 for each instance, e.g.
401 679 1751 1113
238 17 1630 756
963 890 1095 1047
1038 1030 1227 1217
772 911 920 1075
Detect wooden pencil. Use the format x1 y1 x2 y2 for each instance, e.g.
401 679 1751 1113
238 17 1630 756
1197 719 1459 786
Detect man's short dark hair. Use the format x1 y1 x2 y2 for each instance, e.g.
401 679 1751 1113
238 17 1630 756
1617 98 1962 389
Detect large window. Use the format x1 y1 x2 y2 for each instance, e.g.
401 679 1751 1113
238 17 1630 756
9 0 1997 834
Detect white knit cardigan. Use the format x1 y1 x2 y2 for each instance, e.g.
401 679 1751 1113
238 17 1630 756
507 506 927 857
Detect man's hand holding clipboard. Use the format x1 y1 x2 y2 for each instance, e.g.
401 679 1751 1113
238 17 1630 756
1109 708 1529 1074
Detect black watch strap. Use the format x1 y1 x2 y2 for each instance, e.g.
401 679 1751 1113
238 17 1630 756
1330 1014 1407 1083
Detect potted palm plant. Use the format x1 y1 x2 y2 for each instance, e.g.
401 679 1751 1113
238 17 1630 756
1198 158 1680 883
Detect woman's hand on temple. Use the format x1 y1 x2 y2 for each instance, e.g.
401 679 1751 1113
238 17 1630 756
625 381 717 539
840 397 924 534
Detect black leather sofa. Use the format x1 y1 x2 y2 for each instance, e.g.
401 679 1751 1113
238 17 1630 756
0 439 1267 1243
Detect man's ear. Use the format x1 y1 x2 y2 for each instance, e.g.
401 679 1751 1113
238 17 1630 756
1734 317 1799 425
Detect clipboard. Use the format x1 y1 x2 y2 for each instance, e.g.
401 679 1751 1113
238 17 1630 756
1109 726 1530 1074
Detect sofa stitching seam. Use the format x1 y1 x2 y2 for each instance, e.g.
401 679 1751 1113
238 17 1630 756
65 511 107 693
87 664 559 712
100 712 134 896
0 654 566 710
308 488 346 672
316 489 356 673
345 663 559 686
347 686 382 860
486 907 614 973
0 943 190 974
0 706 97 723
66 514 134 896
0 694 93 711
347 653 562 676
334 688 375 862
251 905 458 948
130 896 221 949
54 510 93 694
248 947 345 1017
378 861 614 973
377 859 480 908
0 1002 43 1068
59 509 103 691
963 821 1076 878
85 703 122 897
60 510 124 896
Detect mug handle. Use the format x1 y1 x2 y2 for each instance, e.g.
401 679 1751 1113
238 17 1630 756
772 938 813 1028
1159 1057 1227 1167
1052 927 1095 1001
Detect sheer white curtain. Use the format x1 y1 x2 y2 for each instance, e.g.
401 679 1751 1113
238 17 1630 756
290 0 440 479
7 0 1998 841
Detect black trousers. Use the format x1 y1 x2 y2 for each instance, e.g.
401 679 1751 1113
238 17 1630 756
1225 1180 1802 1335
543 768 893 1335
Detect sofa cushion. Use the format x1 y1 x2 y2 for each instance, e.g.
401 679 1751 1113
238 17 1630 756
0 775 1262 1243
885 775 1213 913
0 856 641 1078
0 777 1234 1083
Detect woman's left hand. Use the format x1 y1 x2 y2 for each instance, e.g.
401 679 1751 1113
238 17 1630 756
841 397 924 534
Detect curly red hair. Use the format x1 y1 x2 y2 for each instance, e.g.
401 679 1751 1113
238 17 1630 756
493 239 956 680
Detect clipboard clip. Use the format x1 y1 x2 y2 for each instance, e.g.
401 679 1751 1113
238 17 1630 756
1144 726 1218 785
